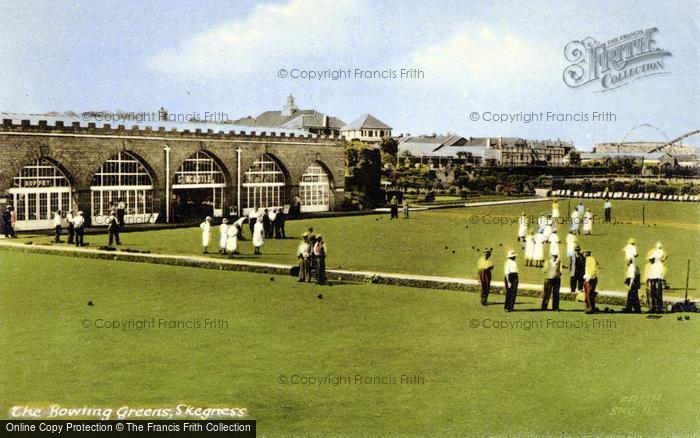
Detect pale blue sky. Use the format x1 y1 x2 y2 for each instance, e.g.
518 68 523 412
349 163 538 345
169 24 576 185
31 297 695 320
1 0 698 150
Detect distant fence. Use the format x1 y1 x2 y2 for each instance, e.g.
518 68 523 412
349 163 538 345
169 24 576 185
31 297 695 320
551 189 700 202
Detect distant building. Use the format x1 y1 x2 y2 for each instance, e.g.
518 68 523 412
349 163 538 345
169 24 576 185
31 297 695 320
340 114 392 144
231 95 345 136
467 137 575 166
584 141 699 169
397 134 499 166
397 134 575 167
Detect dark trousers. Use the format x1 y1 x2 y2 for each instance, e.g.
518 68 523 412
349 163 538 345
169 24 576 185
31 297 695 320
649 279 664 312
542 277 561 310
273 221 280 238
625 284 641 313
279 221 286 238
109 228 121 245
249 218 256 235
604 208 611 223
3 220 16 238
479 269 492 305
75 227 84 247
54 225 62 243
504 274 518 311
67 223 75 244
117 209 125 229
584 278 598 312
390 205 398 219
570 275 584 293
317 255 327 284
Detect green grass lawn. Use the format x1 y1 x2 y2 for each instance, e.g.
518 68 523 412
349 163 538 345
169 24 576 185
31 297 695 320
13 198 700 296
1 251 699 435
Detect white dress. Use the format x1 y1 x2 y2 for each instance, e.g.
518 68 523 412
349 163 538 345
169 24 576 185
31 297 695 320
253 221 265 247
525 236 535 260
517 216 528 238
200 222 211 247
583 212 593 233
566 234 577 257
570 211 580 231
537 216 546 233
552 204 560 219
226 225 238 252
543 219 553 241
549 233 560 257
533 233 545 261
219 224 229 249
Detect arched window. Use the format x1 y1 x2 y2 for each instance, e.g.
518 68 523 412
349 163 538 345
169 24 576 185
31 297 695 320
173 151 225 186
299 165 331 212
243 155 287 212
90 151 155 225
9 158 72 230
172 151 226 219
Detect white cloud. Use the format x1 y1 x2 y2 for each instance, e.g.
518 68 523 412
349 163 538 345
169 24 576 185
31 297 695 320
146 0 362 79
410 24 556 96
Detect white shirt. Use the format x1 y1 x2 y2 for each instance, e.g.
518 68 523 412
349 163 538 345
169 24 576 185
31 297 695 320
651 247 666 261
53 213 62 227
72 215 85 228
627 262 638 280
623 244 637 260
647 261 664 280
504 259 518 275
269 210 277 221
235 216 246 227
604 202 611 209
248 209 257 219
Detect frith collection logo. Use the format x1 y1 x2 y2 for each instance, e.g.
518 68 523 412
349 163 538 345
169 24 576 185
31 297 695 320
563 28 672 92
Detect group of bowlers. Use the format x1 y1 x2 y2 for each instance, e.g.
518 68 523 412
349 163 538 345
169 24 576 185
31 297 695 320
199 213 329 284
477 242 668 314
477 199 668 314
199 207 288 257
518 200 600 268
39 209 90 247
388 196 411 220
296 229 328 285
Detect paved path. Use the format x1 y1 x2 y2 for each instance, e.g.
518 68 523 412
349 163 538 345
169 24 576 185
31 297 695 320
1 240 693 306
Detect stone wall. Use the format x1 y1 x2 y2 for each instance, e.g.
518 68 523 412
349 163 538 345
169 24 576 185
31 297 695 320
0 119 346 225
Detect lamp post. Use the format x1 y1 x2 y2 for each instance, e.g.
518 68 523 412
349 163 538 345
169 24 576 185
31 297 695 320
236 147 242 217
164 145 171 223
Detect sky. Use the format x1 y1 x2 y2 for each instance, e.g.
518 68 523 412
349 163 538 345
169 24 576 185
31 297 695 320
0 0 698 150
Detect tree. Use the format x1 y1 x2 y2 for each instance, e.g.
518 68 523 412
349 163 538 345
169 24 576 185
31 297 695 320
568 151 581 166
379 137 399 164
